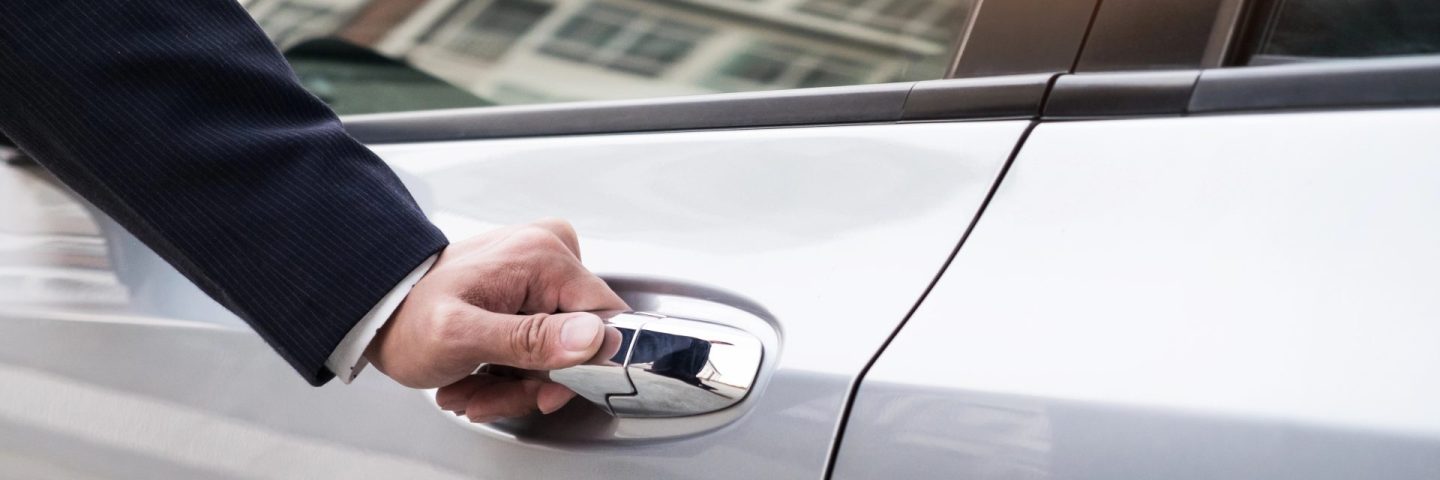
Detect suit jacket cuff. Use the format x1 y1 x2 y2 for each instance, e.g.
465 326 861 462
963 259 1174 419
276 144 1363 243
324 254 438 383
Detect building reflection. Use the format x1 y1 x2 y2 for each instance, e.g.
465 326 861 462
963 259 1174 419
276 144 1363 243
242 0 972 106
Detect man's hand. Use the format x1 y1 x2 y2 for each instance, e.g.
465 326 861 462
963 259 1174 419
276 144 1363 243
366 219 626 423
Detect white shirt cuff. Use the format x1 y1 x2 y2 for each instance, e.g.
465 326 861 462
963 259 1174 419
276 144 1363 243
324 254 438 384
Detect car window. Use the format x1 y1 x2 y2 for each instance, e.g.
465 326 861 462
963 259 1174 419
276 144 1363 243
241 0 978 114
1244 0 1440 65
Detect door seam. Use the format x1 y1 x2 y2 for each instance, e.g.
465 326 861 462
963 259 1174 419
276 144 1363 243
818 118 1042 479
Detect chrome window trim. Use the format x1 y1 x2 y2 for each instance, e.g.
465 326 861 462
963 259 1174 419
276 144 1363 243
1039 0 1440 117
344 73 1058 143
340 0 1095 143
1189 55 1440 114
343 82 914 143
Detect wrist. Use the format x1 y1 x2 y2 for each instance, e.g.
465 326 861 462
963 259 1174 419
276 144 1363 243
324 253 439 383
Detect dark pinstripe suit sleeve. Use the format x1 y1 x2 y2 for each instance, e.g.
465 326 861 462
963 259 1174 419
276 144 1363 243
0 0 450 385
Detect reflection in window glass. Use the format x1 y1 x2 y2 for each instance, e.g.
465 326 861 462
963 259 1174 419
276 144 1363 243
550 4 628 50
712 43 875 90
440 0 552 61
798 0 969 42
800 57 872 88
1250 0 1440 64
243 0 979 113
539 5 711 77
254 0 356 48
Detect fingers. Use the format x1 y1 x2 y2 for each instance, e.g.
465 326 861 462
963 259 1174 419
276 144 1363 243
594 324 624 366
528 219 625 312
471 218 624 315
445 218 579 261
437 375 581 422
463 376 542 422
435 373 507 412
536 383 577 414
371 217 626 393
548 260 630 314
450 309 607 371
529 217 581 260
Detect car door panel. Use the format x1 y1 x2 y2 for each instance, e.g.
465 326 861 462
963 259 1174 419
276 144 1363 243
833 109 1440 479
0 120 1028 478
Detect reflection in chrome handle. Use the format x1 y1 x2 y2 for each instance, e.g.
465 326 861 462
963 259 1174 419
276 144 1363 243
547 311 763 418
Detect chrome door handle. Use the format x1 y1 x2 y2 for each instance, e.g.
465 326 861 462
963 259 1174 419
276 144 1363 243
546 311 764 418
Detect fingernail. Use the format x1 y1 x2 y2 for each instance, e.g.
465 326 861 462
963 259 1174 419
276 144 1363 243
559 313 602 353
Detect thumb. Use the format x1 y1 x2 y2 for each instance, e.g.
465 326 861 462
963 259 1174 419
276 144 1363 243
466 310 606 371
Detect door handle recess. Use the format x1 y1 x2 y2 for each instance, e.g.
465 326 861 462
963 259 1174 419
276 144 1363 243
546 311 764 418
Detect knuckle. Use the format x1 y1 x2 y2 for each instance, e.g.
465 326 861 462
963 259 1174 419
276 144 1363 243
534 216 567 229
513 226 555 246
506 226 567 256
464 393 496 421
507 313 551 364
464 390 531 423
537 217 578 239
504 402 537 418
503 386 542 417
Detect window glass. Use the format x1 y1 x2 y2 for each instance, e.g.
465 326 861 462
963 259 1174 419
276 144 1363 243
241 0 978 114
799 0 968 42
538 6 712 77
439 0 552 61
255 1 350 46
1246 0 1440 65
710 43 876 90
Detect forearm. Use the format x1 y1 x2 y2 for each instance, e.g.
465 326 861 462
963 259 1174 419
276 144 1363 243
0 0 448 385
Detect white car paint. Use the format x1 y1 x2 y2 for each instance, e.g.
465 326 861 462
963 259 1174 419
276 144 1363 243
0 120 1026 478
835 108 1440 479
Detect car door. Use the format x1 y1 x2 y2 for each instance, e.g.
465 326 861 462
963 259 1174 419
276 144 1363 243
834 0 1440 478
0 1 1093 478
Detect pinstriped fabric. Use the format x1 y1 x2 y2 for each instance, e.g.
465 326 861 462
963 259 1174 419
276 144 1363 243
0 0 449 385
